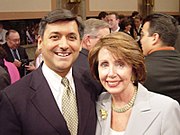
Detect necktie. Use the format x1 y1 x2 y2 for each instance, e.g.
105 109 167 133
61 77 78 135
12 49 19 60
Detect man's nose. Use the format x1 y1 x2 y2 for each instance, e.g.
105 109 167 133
58 37 68 49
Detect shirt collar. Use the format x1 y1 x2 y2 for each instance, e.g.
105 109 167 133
148 46 175 55
42 63 73 91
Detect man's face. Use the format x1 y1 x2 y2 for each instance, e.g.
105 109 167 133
87 27 110 51
38 20 81 77
107 14 119 29
140 22 154 56
7 32 20 49
134 18 142 28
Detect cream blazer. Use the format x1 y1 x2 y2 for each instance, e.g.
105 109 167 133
96 83 180 135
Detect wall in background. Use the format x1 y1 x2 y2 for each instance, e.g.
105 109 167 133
154 0 179 15
86 0 138 16
0 0 56 20
86 0 180 17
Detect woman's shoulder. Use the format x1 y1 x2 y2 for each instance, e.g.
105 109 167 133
98 92 111 102
138 83 179 109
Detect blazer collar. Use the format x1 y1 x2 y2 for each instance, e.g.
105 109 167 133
96 83 160 135
96 93 112 135
29 66 95 135
30 66 70 135
125 83 160 134
72 68 96 134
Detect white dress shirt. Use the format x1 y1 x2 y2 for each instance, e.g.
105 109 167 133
110 128 125 135
42 63 76 113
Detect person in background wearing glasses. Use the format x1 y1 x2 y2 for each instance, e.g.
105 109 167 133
74 18 110 92
88 32 180 135
74 18 110 70
140 13 180 104
2 29 35 77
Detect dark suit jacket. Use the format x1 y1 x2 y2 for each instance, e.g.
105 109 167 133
74 48 89 70
0 65 97 135
2 43 29 77
74 48 103 95
174 25 180 52
0 66 10 90
143 50 180 103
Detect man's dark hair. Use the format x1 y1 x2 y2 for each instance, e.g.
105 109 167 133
143 13 178 46
5 29 19 39
38 9 84 39
131 11 139 17
108 12 119 19
98 11 108 20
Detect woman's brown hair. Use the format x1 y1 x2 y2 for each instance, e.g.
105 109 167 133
88 32 146 85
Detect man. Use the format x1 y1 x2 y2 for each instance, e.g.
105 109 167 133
74 18 110 69
0 9 99 135
107 12 120 33
98 11 108 22
140 13 180 103
74 18 110 92
2 30 34 77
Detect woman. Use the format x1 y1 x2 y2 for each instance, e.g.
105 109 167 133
88 32 180 135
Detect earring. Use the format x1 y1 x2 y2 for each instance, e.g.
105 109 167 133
131 75 135 84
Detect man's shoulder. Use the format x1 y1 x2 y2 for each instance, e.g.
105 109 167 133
0 66 8 75
2 43 9 49
2 69 42 97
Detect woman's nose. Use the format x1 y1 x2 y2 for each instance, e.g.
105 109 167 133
108 66 117 78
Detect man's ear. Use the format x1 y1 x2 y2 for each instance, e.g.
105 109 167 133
152 33 159 45
85 35 91 46
82 35 91 50
37 35 43 51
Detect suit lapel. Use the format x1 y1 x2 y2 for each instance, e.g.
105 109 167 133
73 69 96 134
30 67 70 135
4 43 14 62
125 84 160 135
96 93 112 135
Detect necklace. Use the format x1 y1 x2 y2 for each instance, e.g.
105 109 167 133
112 87 138 113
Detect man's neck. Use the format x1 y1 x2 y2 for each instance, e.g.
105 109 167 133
111 26 120 32
148 46 175 55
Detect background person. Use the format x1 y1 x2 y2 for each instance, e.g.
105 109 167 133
107 12 120 33
74 18 110 70
74 18 110 96
2 29 34 77
140 13 180 103
88 32 180 135
98 11 108 22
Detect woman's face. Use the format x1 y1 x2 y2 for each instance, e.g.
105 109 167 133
98 48 134 94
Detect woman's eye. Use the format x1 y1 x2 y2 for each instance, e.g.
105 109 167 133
100 62 108 68
116 61 124 68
